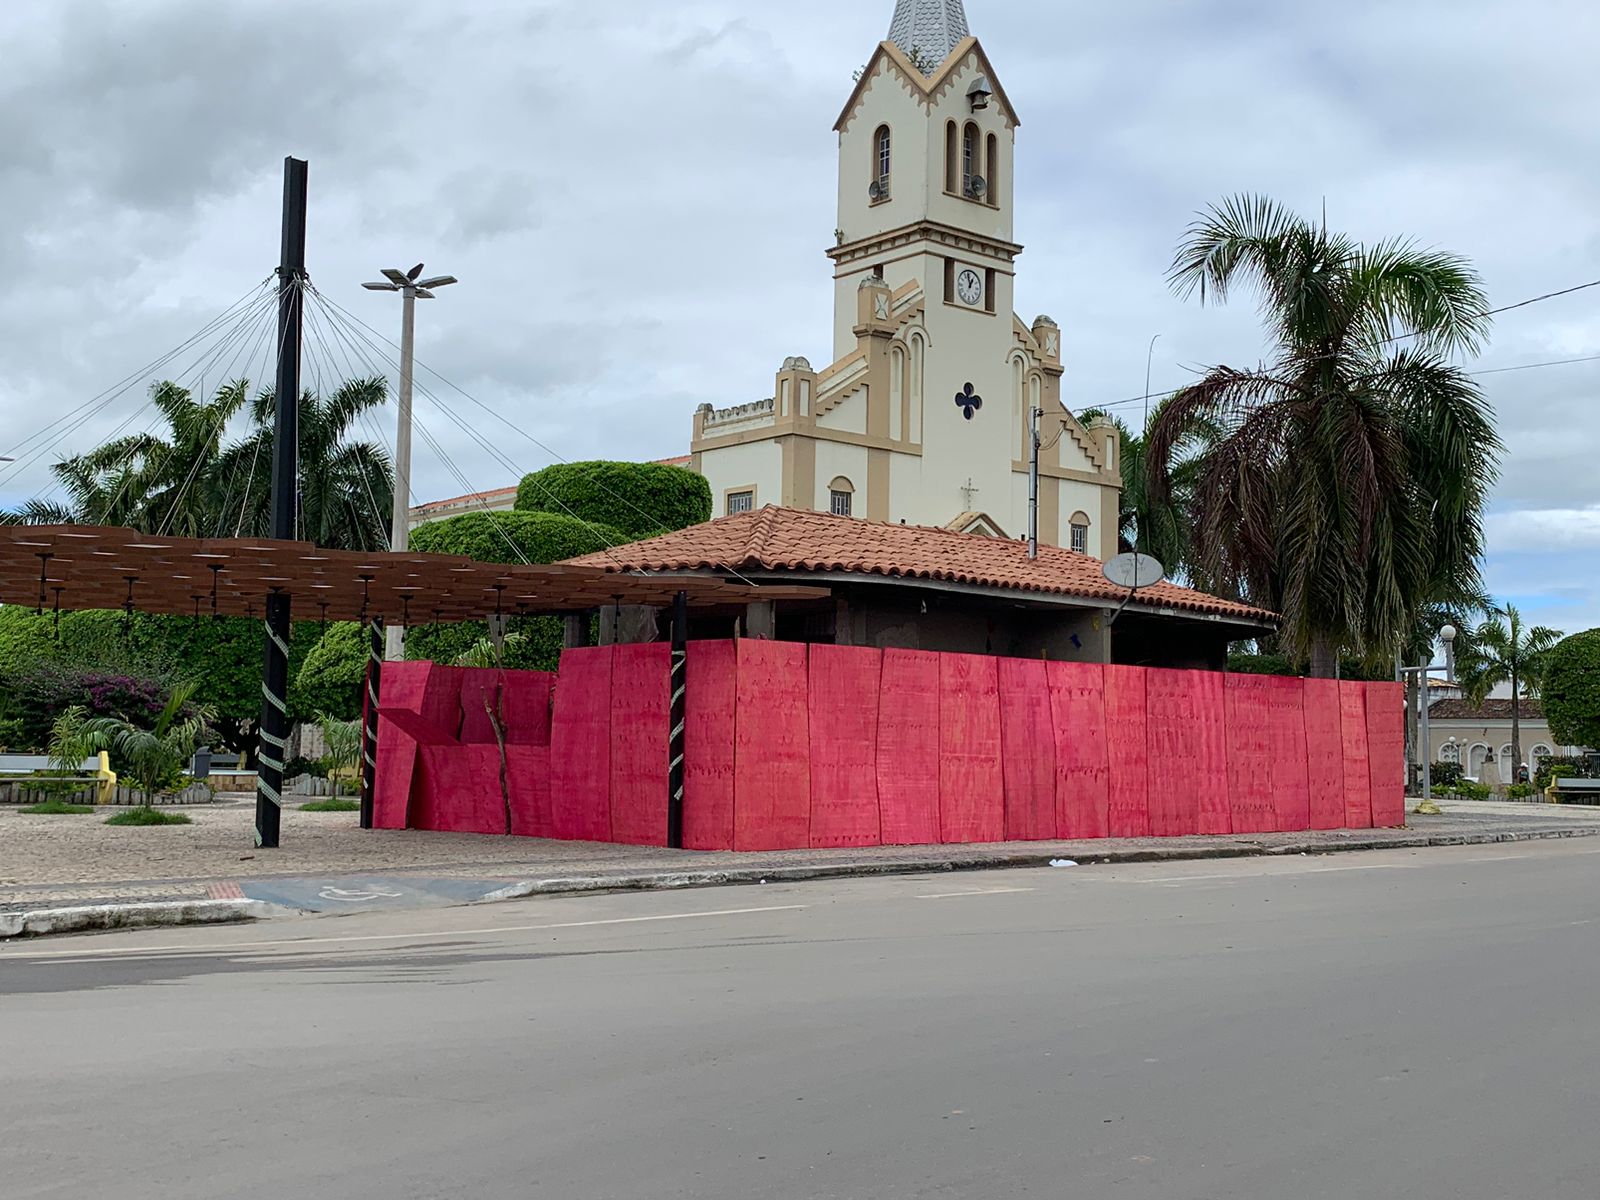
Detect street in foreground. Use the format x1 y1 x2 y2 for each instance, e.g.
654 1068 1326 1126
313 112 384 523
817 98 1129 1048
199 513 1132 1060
4 840 1599 1199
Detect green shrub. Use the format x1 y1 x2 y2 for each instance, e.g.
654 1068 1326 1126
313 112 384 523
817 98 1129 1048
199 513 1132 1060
1430 761 1464 787
292 623 368 722
19 800 97 815
1544 629 1600 751
1506 782 1537 800
300 797 360 813
1227 653 1299 677
105 807 192 826
514 460 710 539
1534 758 1587 791
1440 780 1491 801
406 511 623 671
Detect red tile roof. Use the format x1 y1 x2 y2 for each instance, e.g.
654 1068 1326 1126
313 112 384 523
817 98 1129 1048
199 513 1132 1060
568 506 1275 623
655 455 693 468
1430 698 1545 721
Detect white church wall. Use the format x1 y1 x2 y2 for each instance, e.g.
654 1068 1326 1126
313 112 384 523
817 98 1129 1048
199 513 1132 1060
704 440 782 516
813 443 871 514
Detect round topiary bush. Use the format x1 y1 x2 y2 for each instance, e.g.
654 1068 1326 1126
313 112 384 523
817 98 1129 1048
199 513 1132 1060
291 622 368 722
404 510 625 671
514 460 710 539
1544 629 1600 751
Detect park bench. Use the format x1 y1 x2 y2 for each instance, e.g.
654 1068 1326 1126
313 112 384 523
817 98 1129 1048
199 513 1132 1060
0 752 117 805
1553 776 1600 806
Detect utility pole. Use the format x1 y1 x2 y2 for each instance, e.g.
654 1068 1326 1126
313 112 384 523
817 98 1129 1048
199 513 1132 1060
1027 404 1042 559
254 156 308 851
363 265 458 661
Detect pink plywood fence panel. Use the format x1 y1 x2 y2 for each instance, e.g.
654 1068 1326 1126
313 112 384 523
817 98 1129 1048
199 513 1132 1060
549 646 615 842
1302 679 1347 830
939 653 1005 844
372 662 439 830
997 658 1057 841
1339 682 1374 829
1365 682 1406 827
1049 661 1110 840
609 643 672 847
1224 674 1275 835
501 671 556 746
877 650 942 846
459 671 501 745
1103 665 1150 838
734 640 811 851
809 645 883 848
683 641 737 851
1192 670 1232 835
506 744 552 838
1145 669 1202 836
1265 676 1311 832
414 744 505 835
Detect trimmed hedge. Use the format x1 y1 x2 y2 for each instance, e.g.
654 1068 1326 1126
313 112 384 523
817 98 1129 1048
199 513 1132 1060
514 460 710 539
292 622 369 723
404 511 624 671
1544 629 1600 751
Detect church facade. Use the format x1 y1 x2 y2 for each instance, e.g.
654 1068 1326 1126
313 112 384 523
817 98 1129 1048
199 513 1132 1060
690 0 1122 557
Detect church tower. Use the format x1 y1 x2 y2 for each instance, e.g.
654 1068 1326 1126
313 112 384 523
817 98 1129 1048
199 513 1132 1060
690 1 1122 556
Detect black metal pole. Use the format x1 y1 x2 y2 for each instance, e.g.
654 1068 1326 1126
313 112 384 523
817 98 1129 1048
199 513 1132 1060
360 617 384 829
253 156 308 851
667 590 688 849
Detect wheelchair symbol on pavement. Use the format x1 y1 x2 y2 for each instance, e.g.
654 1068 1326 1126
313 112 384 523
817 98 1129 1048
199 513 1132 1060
317 886 405 903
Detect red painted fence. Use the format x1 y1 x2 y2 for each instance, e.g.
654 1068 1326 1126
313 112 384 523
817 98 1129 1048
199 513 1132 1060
373 643 1404 848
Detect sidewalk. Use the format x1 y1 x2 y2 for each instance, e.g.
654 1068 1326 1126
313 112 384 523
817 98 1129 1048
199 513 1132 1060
7 793 1600 935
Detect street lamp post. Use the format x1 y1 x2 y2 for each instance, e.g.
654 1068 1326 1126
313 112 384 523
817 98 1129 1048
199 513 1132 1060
362 264 457 660
1403 623 1458 815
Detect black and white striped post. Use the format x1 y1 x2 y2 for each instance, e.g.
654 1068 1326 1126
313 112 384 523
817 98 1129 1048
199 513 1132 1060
359 617 385 829
252 156 308 851
667 590 688 849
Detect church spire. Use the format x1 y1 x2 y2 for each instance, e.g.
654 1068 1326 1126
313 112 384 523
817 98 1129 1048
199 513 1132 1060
887 0 971 74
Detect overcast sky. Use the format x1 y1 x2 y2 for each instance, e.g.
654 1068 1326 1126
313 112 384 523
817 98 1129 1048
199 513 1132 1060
2 0 1597 639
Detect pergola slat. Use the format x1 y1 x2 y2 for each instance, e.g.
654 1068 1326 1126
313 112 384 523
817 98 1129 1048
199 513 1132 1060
0 525 824 622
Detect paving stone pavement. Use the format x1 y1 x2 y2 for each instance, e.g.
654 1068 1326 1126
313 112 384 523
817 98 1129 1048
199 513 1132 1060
5 794 1600 914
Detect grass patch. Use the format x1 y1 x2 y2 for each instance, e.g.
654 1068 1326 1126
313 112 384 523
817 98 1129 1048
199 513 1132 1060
19 800 98 815
104 807 193 827
299 798 360 813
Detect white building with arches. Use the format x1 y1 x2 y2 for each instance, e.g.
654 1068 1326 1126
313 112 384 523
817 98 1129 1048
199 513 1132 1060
689 0 1122 556
1426 697 1586 784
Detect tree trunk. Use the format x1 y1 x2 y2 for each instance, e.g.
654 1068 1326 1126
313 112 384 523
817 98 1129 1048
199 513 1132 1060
1308 636 1339 680
1511 664 1521 786
1404 667 1421 791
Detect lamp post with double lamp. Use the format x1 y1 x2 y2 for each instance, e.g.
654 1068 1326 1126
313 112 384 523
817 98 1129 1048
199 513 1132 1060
1402 624 1458 815
362 264 457 660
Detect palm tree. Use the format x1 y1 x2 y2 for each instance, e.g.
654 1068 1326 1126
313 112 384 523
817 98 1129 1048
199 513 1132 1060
1457 604 1564 784
1078 400 1224 591
218 377 394 550
51 380 249 536
1146 195 1501 677
49 679 214 802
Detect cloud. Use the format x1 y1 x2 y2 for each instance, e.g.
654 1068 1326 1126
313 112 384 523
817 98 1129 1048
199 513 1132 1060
1 0 1598 639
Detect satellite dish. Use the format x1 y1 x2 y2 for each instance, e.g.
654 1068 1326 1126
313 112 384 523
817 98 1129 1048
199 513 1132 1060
1102 552 1165 590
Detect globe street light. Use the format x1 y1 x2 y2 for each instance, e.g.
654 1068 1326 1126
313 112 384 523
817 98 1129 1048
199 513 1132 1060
362 264 457 659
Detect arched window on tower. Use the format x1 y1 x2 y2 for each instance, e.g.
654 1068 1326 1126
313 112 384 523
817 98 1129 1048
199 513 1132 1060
829 477 855 518
945 121 959 193
962 122 979 197
873 125 891 200
985 133 999 206
1069 512 1091 556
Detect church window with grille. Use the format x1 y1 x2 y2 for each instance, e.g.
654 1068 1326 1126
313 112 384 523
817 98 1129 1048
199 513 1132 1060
1069 513 1090 555
874 125 892 198
727 490 754 516
829 478 855 517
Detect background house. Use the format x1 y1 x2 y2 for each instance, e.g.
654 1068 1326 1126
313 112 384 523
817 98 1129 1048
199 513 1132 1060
1425 697 1584 783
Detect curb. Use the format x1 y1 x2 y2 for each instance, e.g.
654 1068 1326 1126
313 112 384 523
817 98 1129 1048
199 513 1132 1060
479 822 1600 903
0 899 281 940
8 822 1599 940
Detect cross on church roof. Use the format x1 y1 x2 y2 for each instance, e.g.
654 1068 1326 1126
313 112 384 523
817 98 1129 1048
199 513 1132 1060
887 0 970 73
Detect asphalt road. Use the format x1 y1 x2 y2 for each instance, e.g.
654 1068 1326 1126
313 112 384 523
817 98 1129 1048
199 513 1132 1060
5 840 1600 1200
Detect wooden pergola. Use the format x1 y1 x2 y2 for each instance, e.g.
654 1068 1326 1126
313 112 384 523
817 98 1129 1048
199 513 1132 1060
0 523 824 850
0 524 823 621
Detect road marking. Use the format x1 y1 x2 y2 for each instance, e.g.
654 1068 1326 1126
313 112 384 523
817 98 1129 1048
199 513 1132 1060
916 887 1036 900
1118 863 1419 884
2 904 808 962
